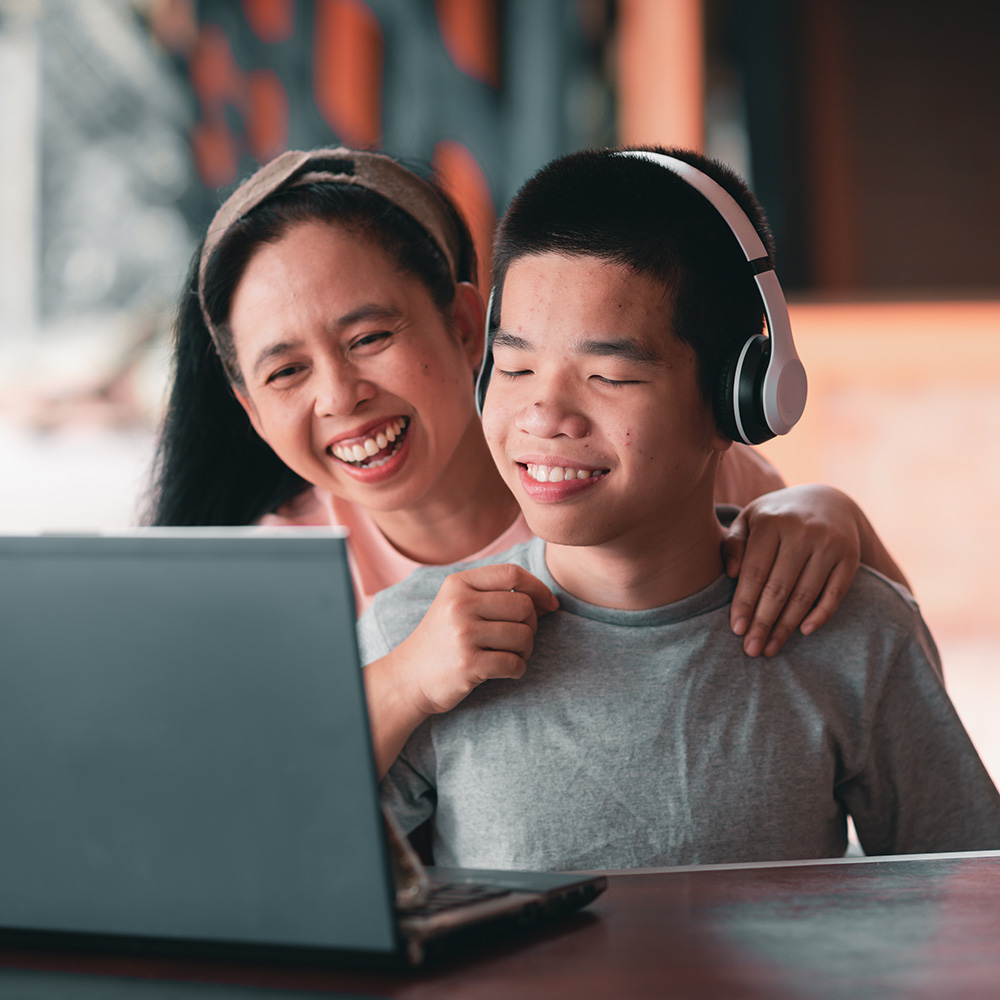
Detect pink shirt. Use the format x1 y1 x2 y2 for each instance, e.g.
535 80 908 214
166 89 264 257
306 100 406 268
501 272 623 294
259 443 785 615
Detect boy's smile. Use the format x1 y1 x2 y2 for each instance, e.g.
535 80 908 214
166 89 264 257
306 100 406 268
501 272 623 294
482 252 730 601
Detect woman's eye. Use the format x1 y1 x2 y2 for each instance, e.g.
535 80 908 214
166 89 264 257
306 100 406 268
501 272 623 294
351 330 393 350
266 365 303 384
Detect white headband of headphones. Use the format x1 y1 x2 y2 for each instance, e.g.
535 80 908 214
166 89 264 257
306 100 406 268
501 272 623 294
617 150 807 440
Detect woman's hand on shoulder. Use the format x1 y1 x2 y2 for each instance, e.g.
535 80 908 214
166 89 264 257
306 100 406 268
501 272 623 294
366 563 557 778
394 562 558 717
721 484 865 657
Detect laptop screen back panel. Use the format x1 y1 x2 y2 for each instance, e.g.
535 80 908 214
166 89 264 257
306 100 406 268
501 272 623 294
0 531 398 956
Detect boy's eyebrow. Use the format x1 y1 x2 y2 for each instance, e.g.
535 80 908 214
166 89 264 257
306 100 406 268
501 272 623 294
493 329 663 367
576 337 664 366
492 330 531 351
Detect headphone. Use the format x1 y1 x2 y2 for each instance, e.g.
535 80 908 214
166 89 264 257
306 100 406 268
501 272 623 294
476 150 807 446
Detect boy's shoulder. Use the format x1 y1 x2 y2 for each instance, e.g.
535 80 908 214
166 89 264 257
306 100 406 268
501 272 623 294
838 564 922 632
789 563 940 685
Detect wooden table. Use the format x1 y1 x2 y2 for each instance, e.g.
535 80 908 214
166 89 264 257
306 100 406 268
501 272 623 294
3 851 999 999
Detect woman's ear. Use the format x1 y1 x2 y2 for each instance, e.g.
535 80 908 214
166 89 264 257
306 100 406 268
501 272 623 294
712 427 734 455
231 384 265 440
450 282 487 369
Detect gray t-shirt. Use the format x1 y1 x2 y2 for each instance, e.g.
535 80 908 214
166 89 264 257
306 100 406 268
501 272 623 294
360 537 1000 871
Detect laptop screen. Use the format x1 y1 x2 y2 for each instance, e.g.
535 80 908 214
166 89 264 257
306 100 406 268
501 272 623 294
0 529 398 956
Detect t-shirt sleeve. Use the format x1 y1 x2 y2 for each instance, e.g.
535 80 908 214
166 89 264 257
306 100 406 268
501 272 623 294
841 612 1000 855
380 731 437 835
357 600 392 666
356 572 444 664
714 444 787 507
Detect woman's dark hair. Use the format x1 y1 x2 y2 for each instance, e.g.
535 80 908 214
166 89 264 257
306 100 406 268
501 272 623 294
144 175 477 526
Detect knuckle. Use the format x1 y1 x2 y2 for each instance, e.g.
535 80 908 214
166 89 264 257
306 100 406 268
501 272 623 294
510 591 533 618
505 653 528 679
453 619 478 645
742 563 771 586
784 588 819 614
517 625 535 658
769 622 792 643
760 580 791 605
730 596 755 615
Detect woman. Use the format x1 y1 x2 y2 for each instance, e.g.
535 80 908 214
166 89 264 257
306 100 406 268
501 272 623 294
147 147 907 769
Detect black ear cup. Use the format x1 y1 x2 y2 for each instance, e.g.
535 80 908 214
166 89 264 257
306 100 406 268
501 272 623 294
716 334 773 445
475 348 493 416
474 288 498 417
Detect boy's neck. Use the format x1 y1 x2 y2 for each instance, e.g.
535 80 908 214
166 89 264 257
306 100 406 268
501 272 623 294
543 505 727 611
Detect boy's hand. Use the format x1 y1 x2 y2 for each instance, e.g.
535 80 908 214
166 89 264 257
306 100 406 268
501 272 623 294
721 485 861 657
394 563 558 717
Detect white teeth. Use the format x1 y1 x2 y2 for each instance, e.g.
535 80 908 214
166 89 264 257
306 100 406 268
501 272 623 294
526 463 600 483
330 418 408 464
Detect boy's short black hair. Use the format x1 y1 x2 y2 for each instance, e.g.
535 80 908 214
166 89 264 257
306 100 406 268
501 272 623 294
490 146 776 416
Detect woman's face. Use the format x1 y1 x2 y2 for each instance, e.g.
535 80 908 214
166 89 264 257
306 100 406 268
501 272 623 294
228 220 485 514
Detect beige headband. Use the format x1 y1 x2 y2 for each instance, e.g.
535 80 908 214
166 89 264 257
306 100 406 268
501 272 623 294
197 147 462 345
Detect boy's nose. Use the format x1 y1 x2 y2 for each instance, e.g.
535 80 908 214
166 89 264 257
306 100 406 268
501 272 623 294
516 398 589 439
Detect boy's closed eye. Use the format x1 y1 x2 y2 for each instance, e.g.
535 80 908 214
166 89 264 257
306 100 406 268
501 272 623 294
589 374 644 387
493 363 647 386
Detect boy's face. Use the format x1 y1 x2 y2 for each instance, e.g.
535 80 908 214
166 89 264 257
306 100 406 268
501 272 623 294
482 252 729 552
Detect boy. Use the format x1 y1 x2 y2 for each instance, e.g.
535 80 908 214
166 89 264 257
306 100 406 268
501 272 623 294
360 147 1000 870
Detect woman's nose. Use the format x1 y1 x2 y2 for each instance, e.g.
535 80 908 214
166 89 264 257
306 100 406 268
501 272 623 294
313 362 376 416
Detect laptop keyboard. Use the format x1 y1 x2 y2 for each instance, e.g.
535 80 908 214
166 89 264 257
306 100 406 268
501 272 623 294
414 880 513 915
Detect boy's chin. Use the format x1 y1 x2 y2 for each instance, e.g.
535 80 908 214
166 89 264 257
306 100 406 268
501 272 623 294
521 512 612 548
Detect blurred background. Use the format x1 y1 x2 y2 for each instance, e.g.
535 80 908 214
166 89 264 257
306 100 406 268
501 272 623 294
1 0 997 782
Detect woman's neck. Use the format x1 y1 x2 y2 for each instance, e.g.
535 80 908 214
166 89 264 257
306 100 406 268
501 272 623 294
369 423 521 566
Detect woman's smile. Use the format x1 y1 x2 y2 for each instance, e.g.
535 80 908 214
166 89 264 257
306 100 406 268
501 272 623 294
328 416 410 467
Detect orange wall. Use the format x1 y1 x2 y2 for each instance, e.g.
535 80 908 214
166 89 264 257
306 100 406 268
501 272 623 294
616 0 703 149
760 300 1000 640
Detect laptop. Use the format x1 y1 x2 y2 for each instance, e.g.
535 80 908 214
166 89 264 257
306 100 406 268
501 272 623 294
0 529 604 967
